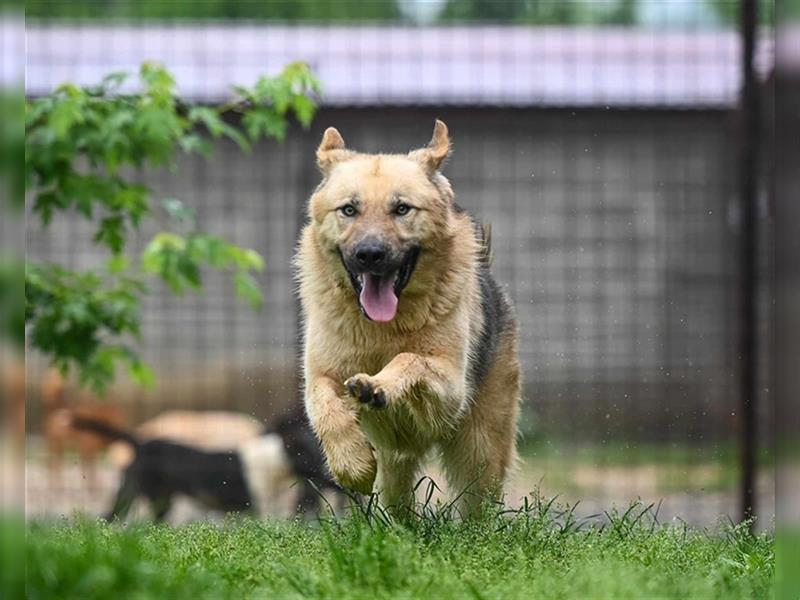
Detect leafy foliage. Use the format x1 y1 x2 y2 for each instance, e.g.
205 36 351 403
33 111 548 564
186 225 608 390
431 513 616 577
25 0 402 21
0 91 25 351
22 0 778 26
26 62 320 392
0 258 24 351
25 264 151 391
1 91 24 211
708 0 774 25
440 0 638 24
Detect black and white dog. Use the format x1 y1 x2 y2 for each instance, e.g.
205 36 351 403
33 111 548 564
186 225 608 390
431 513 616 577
72 411 340 522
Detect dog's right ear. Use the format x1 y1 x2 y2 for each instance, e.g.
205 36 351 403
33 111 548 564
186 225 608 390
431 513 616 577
316 127 352 174
408 119 451 174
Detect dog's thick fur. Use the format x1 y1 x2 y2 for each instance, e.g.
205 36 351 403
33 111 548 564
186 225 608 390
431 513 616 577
296 120 521 514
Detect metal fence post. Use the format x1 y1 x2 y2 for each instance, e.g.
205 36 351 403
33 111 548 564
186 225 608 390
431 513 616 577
738 0 761 524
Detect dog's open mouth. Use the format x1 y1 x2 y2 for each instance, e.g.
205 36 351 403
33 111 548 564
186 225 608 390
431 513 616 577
343 247 419 322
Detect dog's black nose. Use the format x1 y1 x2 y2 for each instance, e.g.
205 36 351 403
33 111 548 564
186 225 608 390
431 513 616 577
354 239 388 269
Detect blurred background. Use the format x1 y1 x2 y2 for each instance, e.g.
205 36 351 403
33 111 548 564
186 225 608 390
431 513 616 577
19 1 775 527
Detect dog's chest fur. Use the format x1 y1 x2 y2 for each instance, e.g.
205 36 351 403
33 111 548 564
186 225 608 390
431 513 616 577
359 392 454 456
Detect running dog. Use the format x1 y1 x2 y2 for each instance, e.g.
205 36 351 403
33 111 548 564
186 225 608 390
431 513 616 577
72 410 339 521
296 120 521 515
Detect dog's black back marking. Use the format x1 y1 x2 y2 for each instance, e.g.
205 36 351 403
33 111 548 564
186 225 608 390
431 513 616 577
466 220 511 394
71 417 139 446
72 415 252 521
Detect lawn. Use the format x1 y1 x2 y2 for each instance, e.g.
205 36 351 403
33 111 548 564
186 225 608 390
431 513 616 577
24 496 774 600
517 439 775 496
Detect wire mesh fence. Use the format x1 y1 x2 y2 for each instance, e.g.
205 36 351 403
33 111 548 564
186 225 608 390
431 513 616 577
24 22 774 527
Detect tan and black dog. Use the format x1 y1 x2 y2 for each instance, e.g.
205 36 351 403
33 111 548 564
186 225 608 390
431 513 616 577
296 120 521 515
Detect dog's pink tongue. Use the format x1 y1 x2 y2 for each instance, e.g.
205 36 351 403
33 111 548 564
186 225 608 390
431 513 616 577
360 274 398 322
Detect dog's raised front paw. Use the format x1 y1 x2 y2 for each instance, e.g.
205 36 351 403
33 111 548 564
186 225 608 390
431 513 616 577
344 374 388 409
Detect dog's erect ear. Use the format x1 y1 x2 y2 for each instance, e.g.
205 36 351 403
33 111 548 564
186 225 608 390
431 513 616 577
409 119 451 174
316 127 352 174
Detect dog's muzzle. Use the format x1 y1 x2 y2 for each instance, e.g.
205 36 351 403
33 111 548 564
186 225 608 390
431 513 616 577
340 241 420 323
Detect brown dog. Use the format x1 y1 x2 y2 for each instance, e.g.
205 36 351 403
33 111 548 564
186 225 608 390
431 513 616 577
40 370 126 491
296 120 521 515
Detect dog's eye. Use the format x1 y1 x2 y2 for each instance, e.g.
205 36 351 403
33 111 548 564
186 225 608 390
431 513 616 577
339 204 357 217
394 203 413 216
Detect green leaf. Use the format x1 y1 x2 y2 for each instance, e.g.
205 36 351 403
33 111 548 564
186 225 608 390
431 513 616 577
93 216 126 253
128 359 155 389
25 264 145 393
179 133 214 156
292 94 317 128
177 255 203 290
49 97 85 138
101 71 129 91
227 246 265 271
107 255 129 274
113 185 149 226
188 106 225 137
140 62 177 102
33 191 60 226
219 123 251 153
231 84 254 102
234 271 263 311
243 249 265 272
242 108 288 142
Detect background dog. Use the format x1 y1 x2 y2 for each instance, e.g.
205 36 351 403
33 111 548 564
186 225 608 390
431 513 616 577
72 416 255 521
73 409 340 521
40 370 127 491
108 410 265 469
297 120 521 515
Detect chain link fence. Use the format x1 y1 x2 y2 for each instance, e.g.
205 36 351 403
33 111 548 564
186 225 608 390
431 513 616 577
24 23 774 526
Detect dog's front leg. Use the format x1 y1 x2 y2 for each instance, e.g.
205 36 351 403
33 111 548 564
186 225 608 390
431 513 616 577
305 374 377 495
344 352 463 413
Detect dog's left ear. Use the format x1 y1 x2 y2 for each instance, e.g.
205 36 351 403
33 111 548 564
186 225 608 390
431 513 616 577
409 119 451 174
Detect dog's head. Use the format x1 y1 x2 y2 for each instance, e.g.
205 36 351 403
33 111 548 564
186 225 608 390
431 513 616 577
308 120 454 323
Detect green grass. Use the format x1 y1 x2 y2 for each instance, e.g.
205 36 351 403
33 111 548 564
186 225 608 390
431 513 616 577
1 515 24 600
776 530 800 600
26 495 774 600
518 439 775 494
520 438 775 468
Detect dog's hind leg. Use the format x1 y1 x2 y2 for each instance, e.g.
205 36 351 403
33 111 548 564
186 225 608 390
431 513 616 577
375 451 420 515
46 439 63 491
105 469 138 521
80 451 98 494
439 422 507 518
149 495 173 522
440 340 521 518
